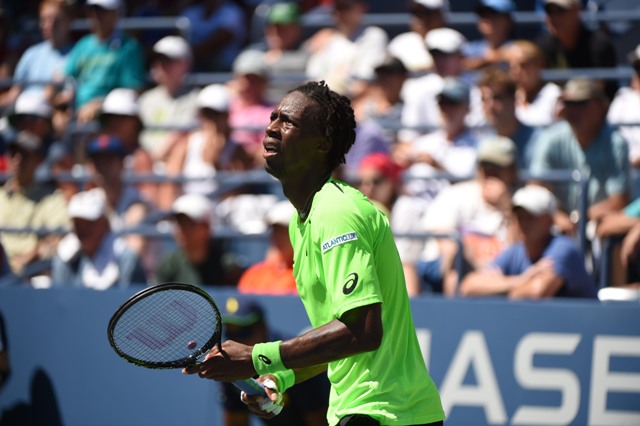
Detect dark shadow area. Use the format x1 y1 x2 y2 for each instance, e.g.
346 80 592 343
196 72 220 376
0 368 63 426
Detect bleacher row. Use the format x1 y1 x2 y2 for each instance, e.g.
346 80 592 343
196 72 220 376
1 1 640 296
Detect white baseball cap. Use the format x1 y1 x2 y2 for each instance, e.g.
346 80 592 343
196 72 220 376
265 200 295 227
512 185 557 216
68 188 107 221
153 36 192 62
172 193 213 223
477 135 517 167
100 88 140 118
8 91 53 126
232 50 268 77
414 0 445 9
197 84 230 112
87 0 121 10
425 27 466 54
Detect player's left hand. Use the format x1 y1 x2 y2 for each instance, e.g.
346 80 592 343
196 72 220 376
241 376 284 418
181 340 256 381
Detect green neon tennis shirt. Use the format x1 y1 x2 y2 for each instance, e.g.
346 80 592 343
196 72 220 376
289 178 444 425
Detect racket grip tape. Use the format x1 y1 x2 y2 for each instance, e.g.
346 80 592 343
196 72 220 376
233 378 265 396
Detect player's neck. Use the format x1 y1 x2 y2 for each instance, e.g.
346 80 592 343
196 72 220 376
283 171 332 221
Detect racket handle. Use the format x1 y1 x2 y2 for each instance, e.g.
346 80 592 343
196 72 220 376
233 378 265 396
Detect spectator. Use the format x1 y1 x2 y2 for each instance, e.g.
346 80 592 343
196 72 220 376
138 36 199 162
97 88 156 204
399 77 479 199
619 220 640 287
51 188 147 289
154 193 237 286
463 0 516 71
305 0 388 96
537 0 618 100
228 50 275 168
352 55 408 128
0 131 70 276
54 0 146 122
237 200 297 295
504 39 561 127
0 241 16 286
6 91 55 143
530 77 631 235
596 197 640 286
478 67 541 169
607 44 640 169
387 0 446 73
84 135 150 258
400 27 484 143
249 2 310 103
180 0 246 72
419 135 520 295
356 152 428 296
159 84 250 210
0 0 73 110
460 185 597 298
219 297 330 425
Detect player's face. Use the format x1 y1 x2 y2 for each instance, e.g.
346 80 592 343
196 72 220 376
263 92 325 179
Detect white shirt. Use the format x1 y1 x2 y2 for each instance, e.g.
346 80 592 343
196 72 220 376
607 86 640 163
515 82 561 128
387 31 433 72
182 131 218 196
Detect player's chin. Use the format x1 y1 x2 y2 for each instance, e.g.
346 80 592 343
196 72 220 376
264 161 284 179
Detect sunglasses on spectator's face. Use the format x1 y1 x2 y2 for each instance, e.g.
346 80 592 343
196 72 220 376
478 7 503 18
358 175 387 186
563 99 590 108
545 5 569 15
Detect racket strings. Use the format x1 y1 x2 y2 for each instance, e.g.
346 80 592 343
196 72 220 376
112 289 220 364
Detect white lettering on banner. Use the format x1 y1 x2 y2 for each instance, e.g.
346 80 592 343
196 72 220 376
439 331 508 424
321 232 357 253
589 336 640 425
416 328 431 370
512 333 581 425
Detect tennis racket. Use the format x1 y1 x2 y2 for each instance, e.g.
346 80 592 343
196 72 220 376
107 282 265 396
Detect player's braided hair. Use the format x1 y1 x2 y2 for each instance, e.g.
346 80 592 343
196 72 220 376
291 80 356 170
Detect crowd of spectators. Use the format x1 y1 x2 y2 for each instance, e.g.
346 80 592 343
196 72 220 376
0 0 639 300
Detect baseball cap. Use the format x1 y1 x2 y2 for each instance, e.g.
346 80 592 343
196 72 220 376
437 77 470 103
359 152 403 183
266 2 300 24
87 134 127 157
7 131 43 152
171 193 213 223
152 36 192 62
68 188 107 221
544 0 579 9
86 0 121 10
560 77 606 102
425 27 466 54
197 84 230 112
478 0 515 14
265 200 295 227
512 185 557 216
221 297 264 326
413 0 445 9
477 135 517 167
232 49 268 77
8 91 53 127
100 88 140 118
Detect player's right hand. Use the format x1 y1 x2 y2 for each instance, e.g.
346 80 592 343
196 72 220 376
241 376 283 418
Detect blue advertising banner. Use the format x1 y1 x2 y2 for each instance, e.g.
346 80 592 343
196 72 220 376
0 287 638 426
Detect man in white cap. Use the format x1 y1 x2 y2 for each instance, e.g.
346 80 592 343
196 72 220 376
138 36 200 160
0 131 70 276
53 0 146 122
387 0 447 73
537 0 618 100
460 185 597 299
400 27 484 144
97 88 156 204
6 91 54 143
154 193 236 287
51 187 146 289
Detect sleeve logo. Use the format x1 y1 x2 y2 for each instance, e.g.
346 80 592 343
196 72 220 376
321 232 358 253
343 273 358 295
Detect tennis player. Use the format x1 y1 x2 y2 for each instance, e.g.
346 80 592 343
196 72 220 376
184 81 445 426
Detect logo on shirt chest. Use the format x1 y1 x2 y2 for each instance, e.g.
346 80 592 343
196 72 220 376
321 232 358 253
